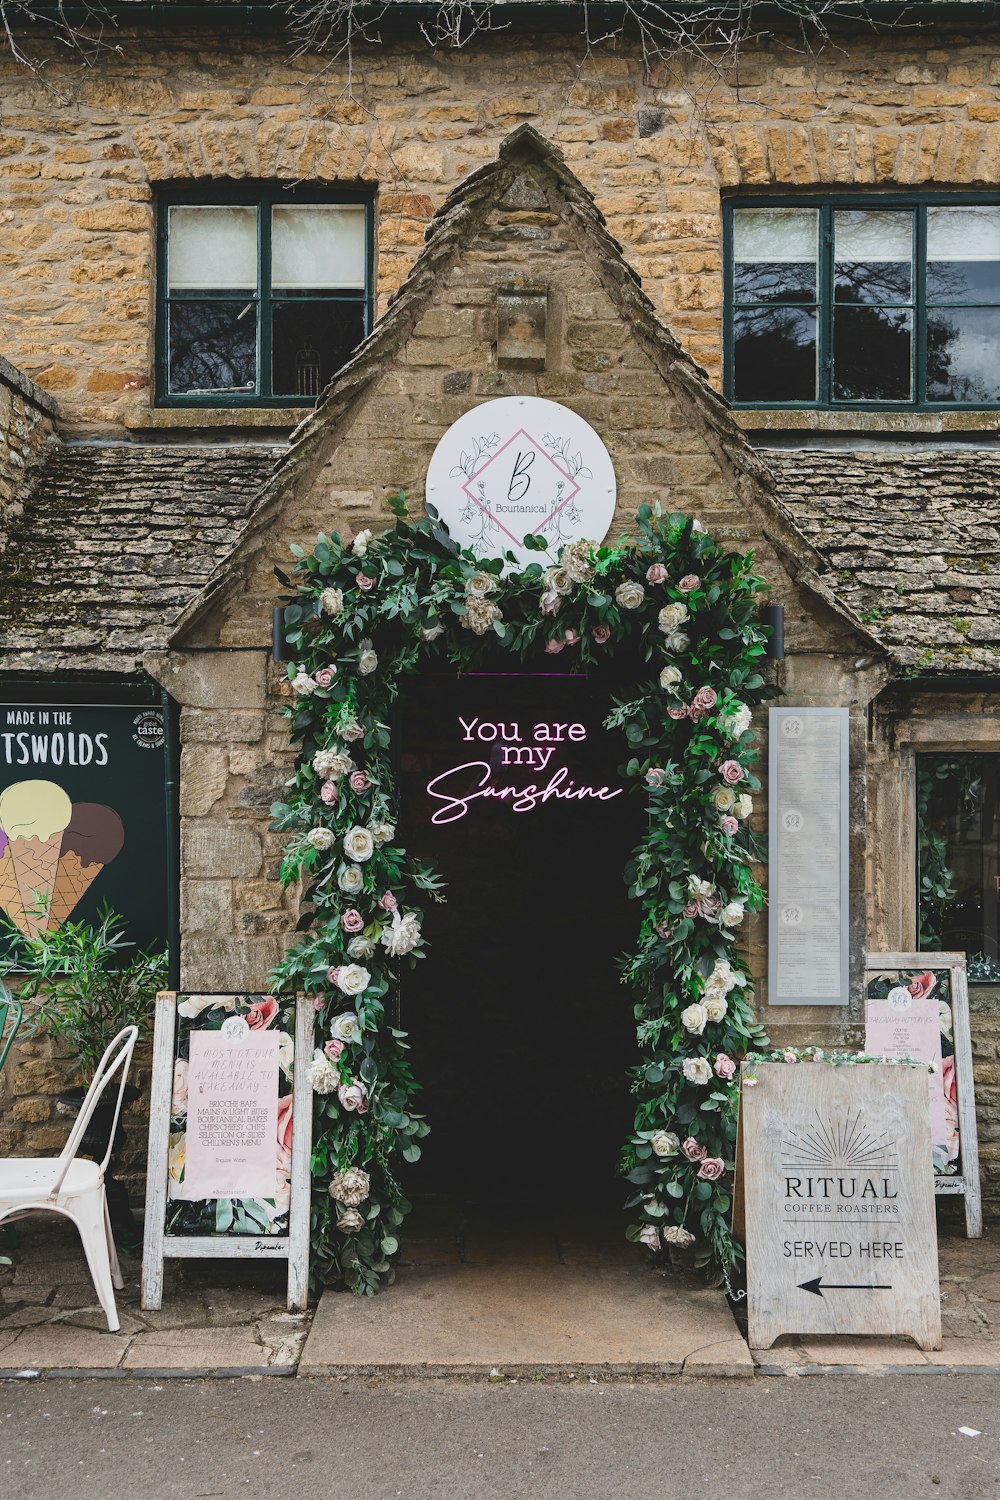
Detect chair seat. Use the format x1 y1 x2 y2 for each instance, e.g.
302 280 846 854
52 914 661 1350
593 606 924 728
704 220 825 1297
0 1156 103 1206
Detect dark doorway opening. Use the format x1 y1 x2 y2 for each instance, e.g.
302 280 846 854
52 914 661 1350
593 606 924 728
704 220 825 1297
398 672 646 1215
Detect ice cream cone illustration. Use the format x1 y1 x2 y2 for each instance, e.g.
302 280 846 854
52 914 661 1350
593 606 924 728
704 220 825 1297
0 827 26 936
47 803 125 928
0 780 72 938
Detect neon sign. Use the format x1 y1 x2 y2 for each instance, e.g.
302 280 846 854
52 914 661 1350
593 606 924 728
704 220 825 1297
425 716 625 824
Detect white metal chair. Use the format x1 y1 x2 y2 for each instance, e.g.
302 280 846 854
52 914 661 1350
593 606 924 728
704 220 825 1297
0 1025 139 1332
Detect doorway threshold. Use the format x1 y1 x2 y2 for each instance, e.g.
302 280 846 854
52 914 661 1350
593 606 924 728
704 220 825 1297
298 1201 752 1379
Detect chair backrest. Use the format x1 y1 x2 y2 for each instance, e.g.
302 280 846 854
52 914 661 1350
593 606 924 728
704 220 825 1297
0 981 23 1074
50 1025 139 1195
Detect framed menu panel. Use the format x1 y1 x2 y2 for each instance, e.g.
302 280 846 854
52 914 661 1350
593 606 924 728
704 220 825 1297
866 953 982 1239
768 707 850 1006
141 992 314 1312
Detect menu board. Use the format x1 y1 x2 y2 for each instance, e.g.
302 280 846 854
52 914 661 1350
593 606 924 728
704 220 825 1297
768 708 849 1006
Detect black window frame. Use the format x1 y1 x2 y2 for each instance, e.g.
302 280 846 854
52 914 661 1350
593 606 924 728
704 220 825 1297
724 193 1000 411
155 182 375 408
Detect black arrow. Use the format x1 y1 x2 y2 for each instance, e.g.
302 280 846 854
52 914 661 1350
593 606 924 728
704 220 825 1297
799 1276 891 1297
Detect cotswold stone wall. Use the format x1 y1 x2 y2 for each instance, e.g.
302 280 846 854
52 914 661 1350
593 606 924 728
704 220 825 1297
2 17 1000 431
0 355 56 548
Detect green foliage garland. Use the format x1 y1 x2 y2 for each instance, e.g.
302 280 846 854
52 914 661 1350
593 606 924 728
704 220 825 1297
270 494 770 1293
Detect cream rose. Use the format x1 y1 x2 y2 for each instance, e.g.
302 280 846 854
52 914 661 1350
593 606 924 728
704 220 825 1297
615 580 645 610
465 571 497 596
344 826 375 862
370 821 396 846
420 622 445 642
338 863 364 894
329 1010 362 1044
719 902 745 928
702 994 729 1023
733 794 754 820
320 587 344 617
662 1225 696 1248
462 596 502 635
307 827 335 850
336 965 370 996
638 1224 661 1250
177 994 236 1019
682 1057 712 1086
719 702 752 740
347 934 375 959
651 1130 680 1158
351 528 373 557
290 671 316 697
664 631 690 654
658 603 689 633
681 1003 708 1036
329 1167 370 1207
358 642 378 676
711 785 736 812
542 565 573 597
659 664 682 690
687 876 715 901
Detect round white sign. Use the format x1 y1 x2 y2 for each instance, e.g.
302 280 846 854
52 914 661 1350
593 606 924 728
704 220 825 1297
425 397 616 571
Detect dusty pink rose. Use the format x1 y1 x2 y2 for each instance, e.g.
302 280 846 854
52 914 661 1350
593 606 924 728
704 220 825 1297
646 767 666 787
720 815 739 837
324 1038 344 1062
563 627 580 646
591 624 611 644
341 908 365 933
276 1094 294 1159
655 921 673 940
349 770 370 794
338 1079 368 1113
678 574 700 592
171 1059 189 1114
689 706 706 724
379 892 398 913
247 996 279 1030
714 1053 737 1080
683 900 699 918
682 1137 707 1162
698 1157 725 1181
692 686 717 712
540 590 562 616
646 563 668 585
908 970 936 1000
320 780 339 805
314 667 336 689
719 759 744 785
313 995 326 1012
326 966 342 986
667 705 689 721
341 720 365 742
356 573 375 591
544 636 565 654
783 1050 798 1063
697 894 721 919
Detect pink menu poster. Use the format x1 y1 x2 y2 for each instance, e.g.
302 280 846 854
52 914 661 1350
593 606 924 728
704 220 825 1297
865 987 948 1154
178 1027 279 1202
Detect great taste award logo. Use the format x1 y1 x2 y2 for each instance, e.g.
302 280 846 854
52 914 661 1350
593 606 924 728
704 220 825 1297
425 397 617 572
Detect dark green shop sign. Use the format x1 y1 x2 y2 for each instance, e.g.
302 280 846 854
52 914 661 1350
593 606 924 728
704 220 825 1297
0 703 168 963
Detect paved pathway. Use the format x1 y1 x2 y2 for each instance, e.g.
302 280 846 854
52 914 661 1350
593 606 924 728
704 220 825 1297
1 1208 998 1378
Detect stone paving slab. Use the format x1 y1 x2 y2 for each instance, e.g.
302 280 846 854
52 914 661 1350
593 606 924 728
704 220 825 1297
299 1262 755 1378
0 1215 311 1377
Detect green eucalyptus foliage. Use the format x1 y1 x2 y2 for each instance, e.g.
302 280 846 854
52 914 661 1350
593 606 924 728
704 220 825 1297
271 493 770 1293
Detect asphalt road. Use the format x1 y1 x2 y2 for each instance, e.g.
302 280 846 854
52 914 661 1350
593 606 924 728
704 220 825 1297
1 1375 997 1500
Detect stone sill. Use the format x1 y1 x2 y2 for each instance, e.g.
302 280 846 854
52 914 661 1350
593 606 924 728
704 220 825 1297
125 407 313 433
735 409 1000 442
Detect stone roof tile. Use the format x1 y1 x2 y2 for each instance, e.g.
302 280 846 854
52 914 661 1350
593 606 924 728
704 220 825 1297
0 444 279 675
767 447 1000 675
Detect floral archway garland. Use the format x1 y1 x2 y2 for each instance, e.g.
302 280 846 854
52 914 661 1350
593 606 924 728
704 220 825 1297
269 494 770 1294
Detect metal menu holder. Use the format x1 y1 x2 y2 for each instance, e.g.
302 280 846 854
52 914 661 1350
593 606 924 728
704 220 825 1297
768 707 850 1006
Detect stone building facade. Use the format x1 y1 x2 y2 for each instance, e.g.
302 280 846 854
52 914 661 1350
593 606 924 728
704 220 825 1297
1 2 999 1213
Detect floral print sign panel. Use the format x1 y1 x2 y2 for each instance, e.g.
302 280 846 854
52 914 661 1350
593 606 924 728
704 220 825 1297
167 994 295 1237
865 969 960 1175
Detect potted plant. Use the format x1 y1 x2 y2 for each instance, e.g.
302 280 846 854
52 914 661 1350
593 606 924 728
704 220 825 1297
5 903 167 1249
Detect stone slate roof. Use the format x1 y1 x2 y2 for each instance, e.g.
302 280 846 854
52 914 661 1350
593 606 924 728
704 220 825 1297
768 447 1000 675
0 444 279 676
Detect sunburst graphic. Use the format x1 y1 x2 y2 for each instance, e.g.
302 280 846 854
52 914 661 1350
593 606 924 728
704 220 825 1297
780 1109 899 1173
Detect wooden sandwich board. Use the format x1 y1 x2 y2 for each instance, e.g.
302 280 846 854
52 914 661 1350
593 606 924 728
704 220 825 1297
737 1061 941 1352
141 992 313 1313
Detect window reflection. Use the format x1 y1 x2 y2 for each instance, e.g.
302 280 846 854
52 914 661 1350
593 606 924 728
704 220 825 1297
733 306 817 402
834 307 912 401
919 756 1000 983
168 301 257 395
